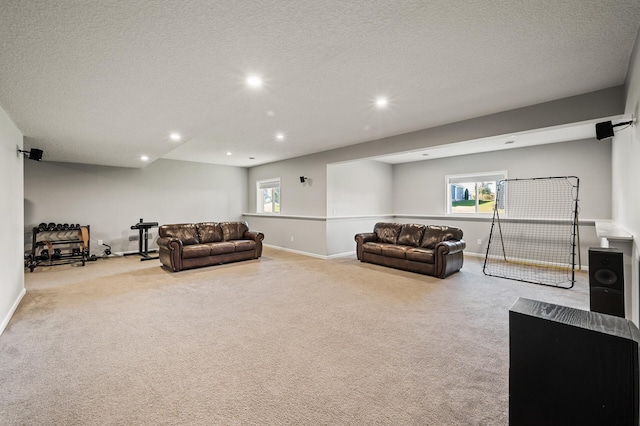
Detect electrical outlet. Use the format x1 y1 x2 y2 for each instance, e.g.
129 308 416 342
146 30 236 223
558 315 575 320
477 239 482 245
98 239 103 246
290 236 294 242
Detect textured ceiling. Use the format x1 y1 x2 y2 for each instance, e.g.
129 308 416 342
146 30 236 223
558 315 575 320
1 0 639 168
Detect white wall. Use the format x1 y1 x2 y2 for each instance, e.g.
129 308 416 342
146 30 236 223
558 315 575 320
24 159 248 255
392 138 611 263
0 105 25 335
248 155 327 217
327 160 393 216
325 160 394 255
614 27 640 324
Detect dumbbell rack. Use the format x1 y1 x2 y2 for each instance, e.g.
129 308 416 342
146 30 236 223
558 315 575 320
26 225 91 272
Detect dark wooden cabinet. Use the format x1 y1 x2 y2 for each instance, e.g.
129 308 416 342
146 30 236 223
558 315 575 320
509 297 640 426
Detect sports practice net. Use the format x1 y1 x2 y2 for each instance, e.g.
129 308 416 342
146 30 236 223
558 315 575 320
482 176 580 289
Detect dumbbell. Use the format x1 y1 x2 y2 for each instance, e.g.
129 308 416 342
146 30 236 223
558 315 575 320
63 223 69 230
52 248 62 260
47 223 56 231
38 223 47 232
40 249 49 260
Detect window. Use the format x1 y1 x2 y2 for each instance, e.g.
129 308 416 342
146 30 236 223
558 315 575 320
257 178 280 213
446 171 507 215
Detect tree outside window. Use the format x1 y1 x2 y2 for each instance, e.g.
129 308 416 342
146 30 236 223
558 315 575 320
446 172 506 215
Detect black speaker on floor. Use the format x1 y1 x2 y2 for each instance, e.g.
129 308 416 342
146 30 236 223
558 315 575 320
509 298 640 426
589 247 624 318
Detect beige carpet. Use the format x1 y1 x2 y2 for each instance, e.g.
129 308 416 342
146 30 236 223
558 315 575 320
0 248 589 425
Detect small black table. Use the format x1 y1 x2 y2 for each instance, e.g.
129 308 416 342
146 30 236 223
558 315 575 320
125 218 159 261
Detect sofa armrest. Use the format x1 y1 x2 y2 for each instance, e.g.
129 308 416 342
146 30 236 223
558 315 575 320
355 232 377 244
355 232 378 261
243 230 265 258
243 231 265 242
156 237 183 271
157 237 182 249
436 240 466 255
435 239 466 278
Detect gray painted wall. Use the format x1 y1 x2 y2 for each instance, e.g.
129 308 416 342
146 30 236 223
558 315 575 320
0 105 24 335
393 138 611 218
248 88 623 256
391 138 610 262
24 159 248 255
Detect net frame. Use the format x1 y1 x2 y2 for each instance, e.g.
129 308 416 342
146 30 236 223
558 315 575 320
482 176 580 289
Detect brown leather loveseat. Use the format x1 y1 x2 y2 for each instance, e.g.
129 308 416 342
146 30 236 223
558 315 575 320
157 221 264 272
355 222 465 278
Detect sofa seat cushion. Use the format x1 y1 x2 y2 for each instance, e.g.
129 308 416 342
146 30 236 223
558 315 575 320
182 244 213 259
231 240 256 252
406 247 435 264
381 244 408 259
206 242 236 256
362 242 385 255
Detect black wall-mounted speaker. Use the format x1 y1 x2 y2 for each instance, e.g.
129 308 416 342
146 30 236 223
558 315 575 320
589 247 624 318
595 121 615 140
29 148 43 161
509 297 640 426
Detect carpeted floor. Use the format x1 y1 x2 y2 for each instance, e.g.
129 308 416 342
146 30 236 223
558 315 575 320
0 247 589 425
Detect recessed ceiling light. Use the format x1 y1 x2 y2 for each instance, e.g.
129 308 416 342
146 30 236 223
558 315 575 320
169 132 181 142
246 75 263 88
422 153 429 156
375 97 388 108
226 151 232 156
505 140 515 145
275 132 285 141
140 155 149 161
266 110 275 117
249 157 255 160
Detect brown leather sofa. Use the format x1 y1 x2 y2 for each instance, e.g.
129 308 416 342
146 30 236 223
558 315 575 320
157 221 264 272
355 222 465 278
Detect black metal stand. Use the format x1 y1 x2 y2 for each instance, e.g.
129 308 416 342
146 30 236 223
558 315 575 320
125 218 159 261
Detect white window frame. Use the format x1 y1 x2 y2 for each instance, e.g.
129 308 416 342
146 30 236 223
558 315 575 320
445 171 507 216
256 178 281 214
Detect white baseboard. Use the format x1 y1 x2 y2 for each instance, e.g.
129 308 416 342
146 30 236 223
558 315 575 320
263 244 355 260
327 251 356 259
1 288 26 336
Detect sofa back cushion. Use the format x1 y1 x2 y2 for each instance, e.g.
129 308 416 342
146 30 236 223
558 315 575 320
196 222 223 243
220 221 249 241
421 225 463 249
374 222 403 244
159 224 200 245
397 224 426 247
